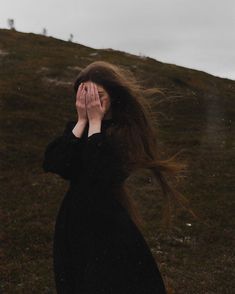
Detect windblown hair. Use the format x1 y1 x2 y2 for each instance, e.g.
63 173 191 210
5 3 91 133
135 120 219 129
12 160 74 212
73 60 197 232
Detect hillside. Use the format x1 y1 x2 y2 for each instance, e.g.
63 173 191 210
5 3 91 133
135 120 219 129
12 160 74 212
0 28 234 293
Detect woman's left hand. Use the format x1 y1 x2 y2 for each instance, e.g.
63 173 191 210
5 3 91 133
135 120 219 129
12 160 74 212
85 81 106 122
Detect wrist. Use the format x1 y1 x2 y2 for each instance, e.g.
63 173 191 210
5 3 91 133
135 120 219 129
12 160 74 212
88 120 102 137
72 120 87 138
78 119 87 125
89 119 102 126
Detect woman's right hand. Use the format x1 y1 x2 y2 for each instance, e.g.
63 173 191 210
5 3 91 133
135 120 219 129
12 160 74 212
76 83 88 122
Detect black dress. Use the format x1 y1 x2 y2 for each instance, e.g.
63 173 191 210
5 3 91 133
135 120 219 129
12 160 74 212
42 119 166 294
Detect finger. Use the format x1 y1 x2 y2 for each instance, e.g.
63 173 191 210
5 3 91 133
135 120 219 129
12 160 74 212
80 87 86 105
79 83 85 101
76 84 83 100
92 82 100 102
85 84 90 106
87 82 92 104
77 82 84 94
90 82 96 101
77 84 84 102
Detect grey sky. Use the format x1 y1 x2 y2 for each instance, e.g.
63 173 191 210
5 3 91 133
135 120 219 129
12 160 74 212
1 0 234 80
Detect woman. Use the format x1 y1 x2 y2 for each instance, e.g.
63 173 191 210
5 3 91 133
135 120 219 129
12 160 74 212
42 61 194 293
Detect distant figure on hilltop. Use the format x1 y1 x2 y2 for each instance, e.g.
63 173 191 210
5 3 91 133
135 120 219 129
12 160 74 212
68 33 73 42
7 19 15 30
42 28 47 36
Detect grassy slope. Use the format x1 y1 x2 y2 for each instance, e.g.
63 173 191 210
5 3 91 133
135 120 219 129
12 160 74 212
0 28 234 293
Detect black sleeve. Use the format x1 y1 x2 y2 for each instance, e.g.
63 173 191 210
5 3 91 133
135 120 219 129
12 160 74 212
42 120 83 180
82 132 129 191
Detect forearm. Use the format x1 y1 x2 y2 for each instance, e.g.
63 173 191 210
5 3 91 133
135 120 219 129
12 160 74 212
72 119 87 138
88 120 102 137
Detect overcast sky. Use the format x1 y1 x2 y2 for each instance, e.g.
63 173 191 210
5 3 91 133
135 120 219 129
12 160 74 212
1 0 234 80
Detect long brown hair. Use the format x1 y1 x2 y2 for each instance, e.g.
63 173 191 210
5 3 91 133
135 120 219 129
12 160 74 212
73 60 198 232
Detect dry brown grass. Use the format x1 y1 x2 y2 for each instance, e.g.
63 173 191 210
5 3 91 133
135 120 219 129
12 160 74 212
0 28 234 293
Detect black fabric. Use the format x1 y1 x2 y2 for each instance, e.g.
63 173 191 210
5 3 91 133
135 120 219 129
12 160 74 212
42 119 166 294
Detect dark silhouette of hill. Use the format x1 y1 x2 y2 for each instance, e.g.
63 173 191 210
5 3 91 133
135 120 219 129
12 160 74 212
0 28 234 293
